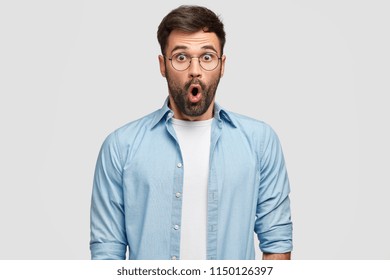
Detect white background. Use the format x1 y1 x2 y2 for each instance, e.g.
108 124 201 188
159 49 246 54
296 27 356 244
0 0 389 259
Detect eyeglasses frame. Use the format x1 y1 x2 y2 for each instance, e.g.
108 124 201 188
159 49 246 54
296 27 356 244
164 53 222 71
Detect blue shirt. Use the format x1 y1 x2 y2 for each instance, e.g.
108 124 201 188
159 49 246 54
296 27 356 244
90 99 293 260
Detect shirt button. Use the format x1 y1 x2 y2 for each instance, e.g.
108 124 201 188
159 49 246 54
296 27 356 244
171 256 177 260
174 224 180 230
177 163 182 168
175 192 181 198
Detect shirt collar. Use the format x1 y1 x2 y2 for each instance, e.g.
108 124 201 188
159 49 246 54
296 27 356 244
214 102 237 128
150 97 237 129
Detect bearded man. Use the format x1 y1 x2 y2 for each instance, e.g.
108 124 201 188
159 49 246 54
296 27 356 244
90 5 293 260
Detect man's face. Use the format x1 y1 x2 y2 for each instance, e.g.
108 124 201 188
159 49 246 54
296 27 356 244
159 30 226 121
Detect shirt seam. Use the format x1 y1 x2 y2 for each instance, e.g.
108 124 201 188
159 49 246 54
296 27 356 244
259 126 265 172
114 130 124 176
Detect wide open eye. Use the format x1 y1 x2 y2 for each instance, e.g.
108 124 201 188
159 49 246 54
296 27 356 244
201 53 215 62
174 53 188 63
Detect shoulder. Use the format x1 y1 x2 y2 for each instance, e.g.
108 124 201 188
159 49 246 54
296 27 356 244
222 109 279 141
102 109 162 150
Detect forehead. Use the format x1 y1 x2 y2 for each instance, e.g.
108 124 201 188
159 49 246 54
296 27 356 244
166 29 221 54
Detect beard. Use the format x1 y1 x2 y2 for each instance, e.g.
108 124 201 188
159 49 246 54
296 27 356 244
165 69 221 117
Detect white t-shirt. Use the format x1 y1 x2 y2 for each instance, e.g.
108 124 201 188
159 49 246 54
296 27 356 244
171 118 212 260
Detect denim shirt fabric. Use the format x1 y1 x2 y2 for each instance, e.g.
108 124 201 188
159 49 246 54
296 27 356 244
90 99 293 260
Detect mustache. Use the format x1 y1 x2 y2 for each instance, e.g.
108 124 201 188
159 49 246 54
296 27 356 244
184 79 205 91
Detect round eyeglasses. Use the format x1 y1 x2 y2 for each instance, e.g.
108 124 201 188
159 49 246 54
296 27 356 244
166 53 222 71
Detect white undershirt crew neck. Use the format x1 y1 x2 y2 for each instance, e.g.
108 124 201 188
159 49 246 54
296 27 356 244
171 117 212 260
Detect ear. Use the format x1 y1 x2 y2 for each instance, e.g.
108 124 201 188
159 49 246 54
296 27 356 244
220 55 226 77
158 55 166 77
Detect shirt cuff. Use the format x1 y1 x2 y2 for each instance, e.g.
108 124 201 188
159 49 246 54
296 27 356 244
90 243 127 260
258 223 293 253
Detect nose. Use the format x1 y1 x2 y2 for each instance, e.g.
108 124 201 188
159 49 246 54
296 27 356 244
188 57 202 78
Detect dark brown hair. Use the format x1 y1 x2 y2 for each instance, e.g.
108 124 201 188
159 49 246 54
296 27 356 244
157 5 226 55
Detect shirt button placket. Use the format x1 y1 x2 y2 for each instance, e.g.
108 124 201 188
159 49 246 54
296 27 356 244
170 161 183 261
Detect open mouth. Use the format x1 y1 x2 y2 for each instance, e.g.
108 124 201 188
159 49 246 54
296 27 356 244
191 87 199 96
187 84 202 103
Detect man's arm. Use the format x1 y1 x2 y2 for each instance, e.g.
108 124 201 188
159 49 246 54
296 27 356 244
255 124 293 257
90 132 127 260
263 252 291 260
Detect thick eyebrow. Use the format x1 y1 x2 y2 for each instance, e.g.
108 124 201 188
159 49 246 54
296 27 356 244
170 45 188 54
170 45 219 55
201 45 218 53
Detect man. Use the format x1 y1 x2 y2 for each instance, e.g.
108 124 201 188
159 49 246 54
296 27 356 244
90 5 292 260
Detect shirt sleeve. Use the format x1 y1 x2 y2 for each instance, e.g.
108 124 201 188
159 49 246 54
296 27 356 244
90 131 127 259
255 124 293 254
